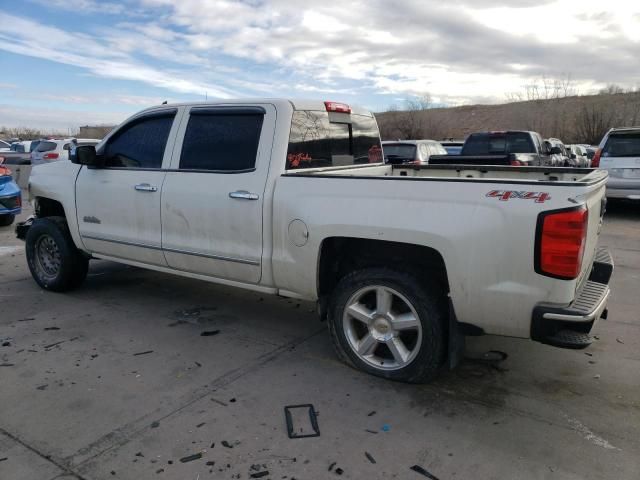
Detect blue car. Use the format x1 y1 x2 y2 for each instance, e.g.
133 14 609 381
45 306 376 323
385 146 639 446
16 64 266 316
0 166 21 226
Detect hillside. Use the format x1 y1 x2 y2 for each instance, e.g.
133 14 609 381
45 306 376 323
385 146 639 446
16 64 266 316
375 91 640 145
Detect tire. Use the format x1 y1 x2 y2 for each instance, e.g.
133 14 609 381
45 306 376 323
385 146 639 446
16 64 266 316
0 214 15 227
25 216 88 292
327 267 446 383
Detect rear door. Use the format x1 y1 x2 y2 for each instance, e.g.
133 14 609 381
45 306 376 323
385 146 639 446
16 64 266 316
161 104 275 283
76 108 180 266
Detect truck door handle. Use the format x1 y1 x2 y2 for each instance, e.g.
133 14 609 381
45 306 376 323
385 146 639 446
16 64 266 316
134 183 158 192
229 190 259 200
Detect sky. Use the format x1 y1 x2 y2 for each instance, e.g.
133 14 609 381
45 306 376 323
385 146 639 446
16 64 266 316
0 0 639 130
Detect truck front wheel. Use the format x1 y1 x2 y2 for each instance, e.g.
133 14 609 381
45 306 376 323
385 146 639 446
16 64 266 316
328 267 446 383
25 217 88 292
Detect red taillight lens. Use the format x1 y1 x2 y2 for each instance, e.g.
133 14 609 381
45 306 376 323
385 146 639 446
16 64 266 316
591 149 601 167
536 207 588 279
16 194 22 207
43 153 59 160
324 101 351 113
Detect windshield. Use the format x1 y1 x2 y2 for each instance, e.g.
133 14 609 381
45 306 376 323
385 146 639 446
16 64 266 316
36 141 58 152
382 144 416 160
603 133 640 157
463 132 535 155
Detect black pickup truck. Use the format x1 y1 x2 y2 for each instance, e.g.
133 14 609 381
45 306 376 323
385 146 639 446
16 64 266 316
429 131 563 167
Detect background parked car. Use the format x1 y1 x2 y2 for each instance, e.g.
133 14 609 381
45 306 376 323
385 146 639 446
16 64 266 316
429 130 556 166
544 138 570 166
0 140 10 152
31 138 100 166
565 144 591 167
0 165 21 226
382 140 447 164
593 127 640 200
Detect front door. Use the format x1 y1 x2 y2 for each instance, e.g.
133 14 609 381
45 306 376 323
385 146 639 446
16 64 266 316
76 109 181 266
161 105 275 284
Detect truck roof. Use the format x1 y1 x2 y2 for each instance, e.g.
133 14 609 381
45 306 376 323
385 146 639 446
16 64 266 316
134 99 374 117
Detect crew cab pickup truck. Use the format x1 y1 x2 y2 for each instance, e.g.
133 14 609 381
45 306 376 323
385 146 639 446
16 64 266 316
17 99 613 383
429 130 562 167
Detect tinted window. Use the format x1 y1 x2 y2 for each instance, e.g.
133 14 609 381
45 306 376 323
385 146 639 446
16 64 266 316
180 111 263 171
463 132 535 155
382 144 416 163
103 113 175 168
603 133 640 157
36 141 57 152
287 111 381 169
30 141 40 152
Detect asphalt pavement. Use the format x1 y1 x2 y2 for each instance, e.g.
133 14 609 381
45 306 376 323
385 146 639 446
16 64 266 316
1 200 639 480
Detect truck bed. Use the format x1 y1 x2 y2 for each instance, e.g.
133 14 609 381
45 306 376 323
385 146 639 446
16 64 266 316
284 163 607 186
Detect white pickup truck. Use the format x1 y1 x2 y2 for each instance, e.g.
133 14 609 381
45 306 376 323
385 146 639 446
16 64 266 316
18 99 613 383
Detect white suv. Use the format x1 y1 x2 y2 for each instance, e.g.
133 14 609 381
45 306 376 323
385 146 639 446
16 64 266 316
31 138 101 166
594 127 640 200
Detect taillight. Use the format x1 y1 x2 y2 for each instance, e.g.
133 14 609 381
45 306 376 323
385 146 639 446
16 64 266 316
591 149 602 167
16 194 22 207
535 206 588 280
43 153 59 160
324 101 351 113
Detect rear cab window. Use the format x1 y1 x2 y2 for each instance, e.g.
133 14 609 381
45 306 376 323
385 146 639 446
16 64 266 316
286 106 381 170
603 133 640 157
36 141 58 152
463 132 535 155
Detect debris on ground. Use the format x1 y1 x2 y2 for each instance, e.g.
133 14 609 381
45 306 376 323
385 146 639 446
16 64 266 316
206 461 215 466
594 374 601 379
133 350 154 356
44 340 65 349
0 363 15 367
249 471 269 478
221 440 234 448
585 352 593 356
0 457 7 462
365 429 378 434
36 384 48 390
328 462 336 471
616 337 624 344
44 327 60 331
367 410 376 417
151 421 160 428
365 452 376 464
382 424 390 432
284 404 320 439
196 422 206 428
201 330 220 337
410 464 440 479
334 467 344 475
179 453 203 463
155 468 164 474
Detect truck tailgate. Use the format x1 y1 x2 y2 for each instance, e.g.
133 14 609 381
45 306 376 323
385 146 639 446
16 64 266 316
576 179 608 289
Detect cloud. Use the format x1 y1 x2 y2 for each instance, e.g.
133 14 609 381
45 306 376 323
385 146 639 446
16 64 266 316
1 0 639 123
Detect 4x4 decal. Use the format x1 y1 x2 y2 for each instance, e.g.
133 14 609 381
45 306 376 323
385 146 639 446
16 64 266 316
486 190 551 203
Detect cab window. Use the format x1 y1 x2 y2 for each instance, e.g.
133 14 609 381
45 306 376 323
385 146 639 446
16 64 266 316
102 111 176 168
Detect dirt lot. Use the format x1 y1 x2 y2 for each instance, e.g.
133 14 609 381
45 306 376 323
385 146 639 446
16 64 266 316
1 201 639 480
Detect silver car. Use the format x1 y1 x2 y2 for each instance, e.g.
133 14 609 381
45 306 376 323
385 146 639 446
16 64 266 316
594 127 640 200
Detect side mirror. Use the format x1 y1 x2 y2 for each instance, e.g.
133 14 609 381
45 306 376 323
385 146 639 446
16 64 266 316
550 146 562 155
73 145 103 167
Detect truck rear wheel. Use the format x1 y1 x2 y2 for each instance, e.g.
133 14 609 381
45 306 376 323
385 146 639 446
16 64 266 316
25 217 88 292
0 214 15 227
327 267 445 383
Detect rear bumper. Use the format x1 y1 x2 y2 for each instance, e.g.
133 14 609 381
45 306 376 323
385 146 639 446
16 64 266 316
531 248 613 349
